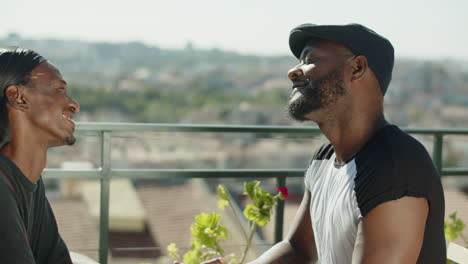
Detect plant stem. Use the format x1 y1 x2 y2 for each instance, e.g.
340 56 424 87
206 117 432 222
239 221 256 264
229 202 248 241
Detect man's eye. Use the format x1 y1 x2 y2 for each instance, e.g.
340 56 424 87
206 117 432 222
305 58 319 64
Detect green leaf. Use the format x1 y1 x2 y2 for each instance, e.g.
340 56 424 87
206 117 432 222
183 250 202 264
217 225 229 239
243 204 271 226
217 185 230 210
190 212 229 249
450 212 458 221
166 243 179 260
257 188 276 207
218 199 229 210
204 227 214 236
445 211 466 243
191 239 201 250
217 185 229 200
244 181 260 201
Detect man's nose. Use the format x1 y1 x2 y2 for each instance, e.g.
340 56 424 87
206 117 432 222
287 65 304 80
69 98 80 113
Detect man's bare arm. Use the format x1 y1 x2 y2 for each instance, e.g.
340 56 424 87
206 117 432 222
359 196 429 264
247 189 317 264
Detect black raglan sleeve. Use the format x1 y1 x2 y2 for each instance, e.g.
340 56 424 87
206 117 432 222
353 128 440 217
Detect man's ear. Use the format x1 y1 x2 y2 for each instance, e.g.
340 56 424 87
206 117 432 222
4 85 28 111
350 55 368 82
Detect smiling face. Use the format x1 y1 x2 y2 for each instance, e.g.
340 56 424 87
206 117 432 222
22 61 80 147
287 39 354 121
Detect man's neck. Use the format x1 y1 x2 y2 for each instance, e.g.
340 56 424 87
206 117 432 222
316 110 386 165
0 135 48 184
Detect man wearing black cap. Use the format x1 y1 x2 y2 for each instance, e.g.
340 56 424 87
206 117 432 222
198 24 446 264
0 47 80 263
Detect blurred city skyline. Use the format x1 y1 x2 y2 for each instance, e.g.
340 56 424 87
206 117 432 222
2 0 467 60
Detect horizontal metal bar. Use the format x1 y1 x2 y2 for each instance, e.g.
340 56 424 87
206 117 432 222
109 242 274 251
441 168 468 176
43 168 468 179
43 169 102 179
42 169 306 179
403 128 468 135
73 122 468 135
75 122 321 134
111 169 305 179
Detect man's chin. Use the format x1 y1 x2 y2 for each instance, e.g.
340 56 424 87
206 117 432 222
48 136 76 148
65 136 76 146
287 110 309 122
287 101 318 122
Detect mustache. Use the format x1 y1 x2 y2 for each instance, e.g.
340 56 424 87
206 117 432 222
292 78 310 89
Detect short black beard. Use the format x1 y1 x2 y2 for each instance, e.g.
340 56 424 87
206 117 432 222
287 68 346 122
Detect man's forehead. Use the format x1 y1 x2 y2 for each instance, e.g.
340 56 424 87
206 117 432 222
30 61 65 83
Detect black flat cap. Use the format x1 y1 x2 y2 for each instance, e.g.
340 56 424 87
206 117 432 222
289 23 394 95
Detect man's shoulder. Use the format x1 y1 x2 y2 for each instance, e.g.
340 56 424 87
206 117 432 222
356 125 434 171
353 125 442 217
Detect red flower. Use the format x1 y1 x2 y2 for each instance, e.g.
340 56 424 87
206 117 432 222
276 187 290 200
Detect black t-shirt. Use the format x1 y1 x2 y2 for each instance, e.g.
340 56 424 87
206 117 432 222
304 125 446 263
0 154 72 264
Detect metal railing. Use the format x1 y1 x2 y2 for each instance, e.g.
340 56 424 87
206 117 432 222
42 122 468 264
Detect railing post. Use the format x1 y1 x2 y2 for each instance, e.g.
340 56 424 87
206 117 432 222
99 131 111 264
274 176 286 243
433 134 443 175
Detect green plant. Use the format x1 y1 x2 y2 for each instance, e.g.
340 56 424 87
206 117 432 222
445 212 467 264
445 212 467 246
167 181 289 264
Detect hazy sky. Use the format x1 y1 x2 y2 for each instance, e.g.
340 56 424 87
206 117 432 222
2 0 467 59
